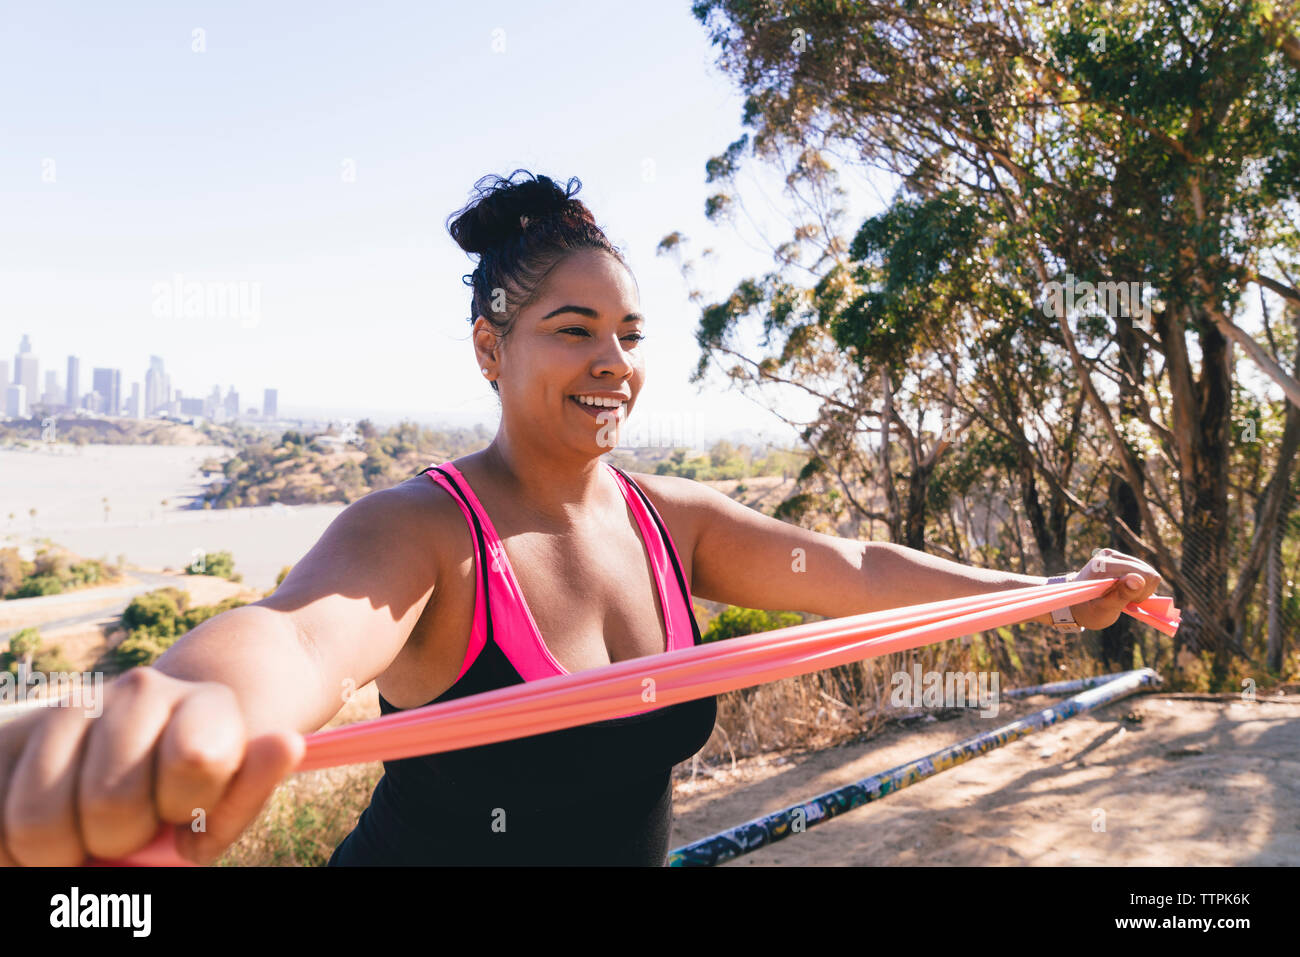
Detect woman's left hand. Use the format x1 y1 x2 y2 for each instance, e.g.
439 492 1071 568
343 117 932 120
1066 548 1164 631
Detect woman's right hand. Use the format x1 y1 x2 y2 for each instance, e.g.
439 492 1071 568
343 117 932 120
0 667 304 866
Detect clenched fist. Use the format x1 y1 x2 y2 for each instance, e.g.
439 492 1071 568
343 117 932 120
0 667 303 866
1065 548 1164 631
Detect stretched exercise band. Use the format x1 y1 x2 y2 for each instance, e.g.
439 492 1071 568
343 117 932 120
80 577 1176 866
667 667 1161 866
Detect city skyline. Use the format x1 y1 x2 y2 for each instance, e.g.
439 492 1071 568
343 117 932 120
0 2 876 448
1 332 279 424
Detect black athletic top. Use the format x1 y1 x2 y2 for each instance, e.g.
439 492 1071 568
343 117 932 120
327 462 718 866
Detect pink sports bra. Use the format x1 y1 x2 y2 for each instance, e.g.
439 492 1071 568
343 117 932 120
424 460 701 688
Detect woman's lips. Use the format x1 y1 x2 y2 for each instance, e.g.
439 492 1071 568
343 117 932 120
569 396 625 420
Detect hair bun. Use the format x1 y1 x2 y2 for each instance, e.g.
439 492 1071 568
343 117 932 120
447 169 591 256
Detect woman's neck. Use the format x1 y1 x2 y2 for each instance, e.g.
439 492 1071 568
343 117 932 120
471 434 615 529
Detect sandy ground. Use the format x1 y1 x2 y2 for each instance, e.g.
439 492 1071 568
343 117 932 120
2 444 343 592
304 679 1300 867
668 690 1300 866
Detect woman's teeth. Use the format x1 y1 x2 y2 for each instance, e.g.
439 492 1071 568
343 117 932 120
571 396 625 416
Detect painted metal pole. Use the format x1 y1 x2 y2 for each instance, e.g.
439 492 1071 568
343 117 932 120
667 667 1161 866
1002 668 1150 699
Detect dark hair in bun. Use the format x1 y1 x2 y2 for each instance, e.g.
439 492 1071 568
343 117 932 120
446 169 628 394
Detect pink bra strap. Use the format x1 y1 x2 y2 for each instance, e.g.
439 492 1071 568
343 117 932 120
422 466 489 684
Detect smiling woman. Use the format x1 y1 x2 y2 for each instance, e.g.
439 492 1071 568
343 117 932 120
0 169 1163 870
315 170 723 864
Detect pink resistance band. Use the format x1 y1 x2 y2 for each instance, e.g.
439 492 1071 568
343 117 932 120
90 577 1179 867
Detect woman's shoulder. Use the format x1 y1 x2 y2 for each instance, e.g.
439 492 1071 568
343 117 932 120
609 467 706 544
612 467 704 511
351 466 478 558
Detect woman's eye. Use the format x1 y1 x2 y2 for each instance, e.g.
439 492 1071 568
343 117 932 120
560 327 644 343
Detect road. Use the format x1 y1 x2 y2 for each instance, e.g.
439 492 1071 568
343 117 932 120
0 571 183 643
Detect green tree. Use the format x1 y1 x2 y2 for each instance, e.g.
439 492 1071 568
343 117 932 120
121 587 187 638
0 548 23 598
702 606 803 643
7 627 41 673
12 575 63 598
186 550 237 580
115 587 248 668
673 0 1300 686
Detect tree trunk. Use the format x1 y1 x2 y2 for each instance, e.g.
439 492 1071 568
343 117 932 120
1017 450 1065 574
1100 311 1146 672
1266 481 1295 672
1175 317 1236 687
1100 470 1143 670
904 429 933 552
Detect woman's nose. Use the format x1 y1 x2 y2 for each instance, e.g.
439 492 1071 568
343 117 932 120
592 336 634 376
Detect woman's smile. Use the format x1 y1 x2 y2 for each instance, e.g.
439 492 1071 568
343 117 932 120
569 393 628 421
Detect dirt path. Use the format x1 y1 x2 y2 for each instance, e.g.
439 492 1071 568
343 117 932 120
668 691 1300 866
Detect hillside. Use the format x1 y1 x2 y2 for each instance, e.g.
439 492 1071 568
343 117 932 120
0 414 236 448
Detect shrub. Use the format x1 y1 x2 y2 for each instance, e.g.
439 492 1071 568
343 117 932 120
0 548 22 597
114 588 246 668
702 606 803 643
12 575 64 598
185 550 237 580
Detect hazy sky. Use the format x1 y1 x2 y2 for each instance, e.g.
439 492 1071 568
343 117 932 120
0 0 892 445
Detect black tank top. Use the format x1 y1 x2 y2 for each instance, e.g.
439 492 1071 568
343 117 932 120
327 464 718 866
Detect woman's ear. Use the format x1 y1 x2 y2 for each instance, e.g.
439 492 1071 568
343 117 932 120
471 316 500 370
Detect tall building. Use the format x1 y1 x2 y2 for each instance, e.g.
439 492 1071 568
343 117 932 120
0 359 9 395
42 370 62 410
263 388 278 420
92 368 122 416
223 386 240 420
127 382 141 418
5 384 26 418
66 356 80 408
205 385 221 419
144 356 170 416
12 335 38 406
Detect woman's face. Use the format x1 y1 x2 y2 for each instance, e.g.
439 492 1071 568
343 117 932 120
474 247 645 457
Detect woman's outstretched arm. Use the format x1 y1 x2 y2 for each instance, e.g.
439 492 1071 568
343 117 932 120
153 479 444 736
0 479 445 865
638 473 1162 631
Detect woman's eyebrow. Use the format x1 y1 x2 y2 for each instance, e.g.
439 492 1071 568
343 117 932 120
540 305 645 323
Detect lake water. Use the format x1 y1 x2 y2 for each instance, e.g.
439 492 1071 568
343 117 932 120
0 443 345 591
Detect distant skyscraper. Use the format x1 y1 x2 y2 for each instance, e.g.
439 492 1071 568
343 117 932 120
223 386 239 420
127 382 140 418
0 359 9 394
263 388 278 420
92 368 122 416
5 384 26 418
205 385 221 419
13 335 38 407
145 355 171 416
42 370 61 410
66 356 80 408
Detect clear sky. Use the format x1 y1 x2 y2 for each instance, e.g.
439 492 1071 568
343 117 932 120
0 0 890 445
